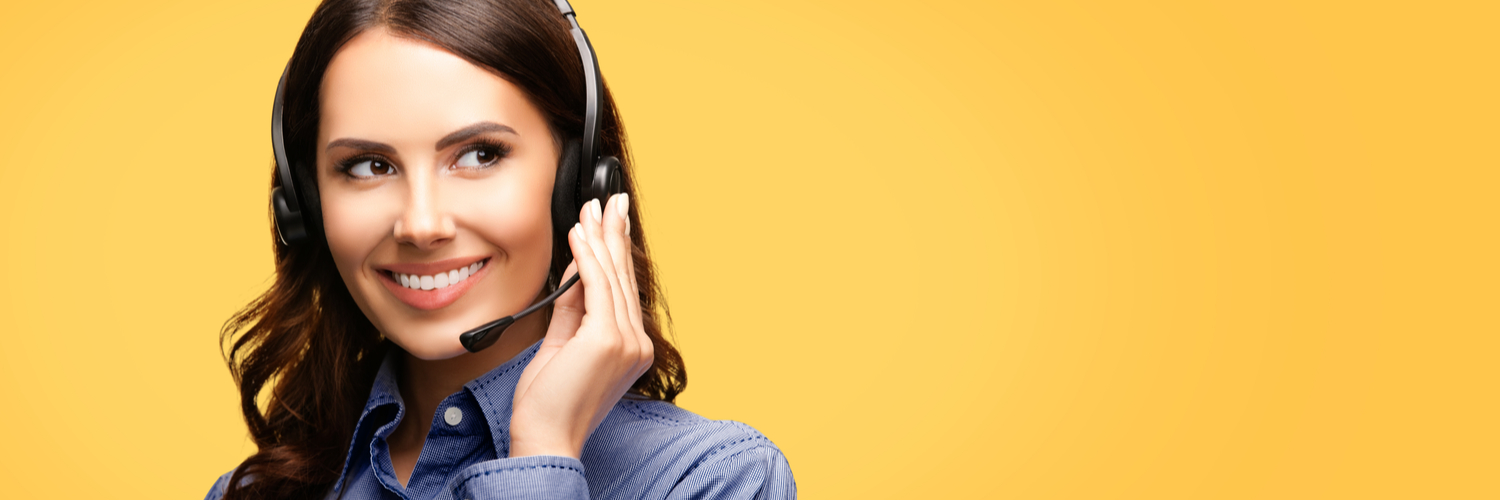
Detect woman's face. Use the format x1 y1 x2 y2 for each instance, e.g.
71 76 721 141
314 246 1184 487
317 28 557 360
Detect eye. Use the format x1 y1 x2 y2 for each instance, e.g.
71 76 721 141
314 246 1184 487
347 159 395 178
456 144 507 168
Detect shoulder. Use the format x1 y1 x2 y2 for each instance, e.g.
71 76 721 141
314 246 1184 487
204 469 273 500
580 399 795 498
203 469 233 500
613 399 779 456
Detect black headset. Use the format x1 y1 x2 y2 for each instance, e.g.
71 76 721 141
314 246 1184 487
269 0 622 353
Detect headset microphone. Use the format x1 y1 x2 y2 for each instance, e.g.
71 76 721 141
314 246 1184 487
268 0 622 353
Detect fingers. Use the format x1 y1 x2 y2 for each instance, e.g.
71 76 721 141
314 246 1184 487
579 199 625 329
578 196 641 360
568 215 615 334
601 194 651 370
600 194 652 377
573 195 654 381
600 194 642 332
587 199 630 334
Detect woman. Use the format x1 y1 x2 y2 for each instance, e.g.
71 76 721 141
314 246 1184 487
206 0 794 498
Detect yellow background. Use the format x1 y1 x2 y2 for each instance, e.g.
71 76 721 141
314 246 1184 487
0 0 1495 498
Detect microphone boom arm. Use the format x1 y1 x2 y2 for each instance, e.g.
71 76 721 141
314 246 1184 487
459 272 581 353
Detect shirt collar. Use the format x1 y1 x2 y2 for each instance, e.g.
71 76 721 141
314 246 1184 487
461 340 541 457
332 339 542 493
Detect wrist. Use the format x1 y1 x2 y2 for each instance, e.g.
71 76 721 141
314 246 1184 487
508 421 582 459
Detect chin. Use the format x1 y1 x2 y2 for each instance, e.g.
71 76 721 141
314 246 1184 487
386 324 471 360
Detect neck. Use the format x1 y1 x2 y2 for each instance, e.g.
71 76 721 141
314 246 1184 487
389 309 547 449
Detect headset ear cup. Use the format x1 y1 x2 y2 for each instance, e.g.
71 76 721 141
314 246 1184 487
588 155 623 202
552 139 583 236
271 186 307 244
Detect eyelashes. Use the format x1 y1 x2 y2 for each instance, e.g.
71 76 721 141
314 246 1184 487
337 156 395 178
333 139 514 180
454 139 512 169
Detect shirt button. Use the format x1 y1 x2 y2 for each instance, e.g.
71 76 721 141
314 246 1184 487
444 406 464 426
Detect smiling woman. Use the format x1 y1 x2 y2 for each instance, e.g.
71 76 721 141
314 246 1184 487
317 29 564 358
208 1 794 499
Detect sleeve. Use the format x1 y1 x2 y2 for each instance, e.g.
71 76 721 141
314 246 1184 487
448 455 591 500
666 444 797 500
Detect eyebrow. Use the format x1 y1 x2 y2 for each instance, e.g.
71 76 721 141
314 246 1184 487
435 121 518 151
325 138 397 155
324 121 518 154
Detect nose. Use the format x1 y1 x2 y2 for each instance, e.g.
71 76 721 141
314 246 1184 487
393 172 455 250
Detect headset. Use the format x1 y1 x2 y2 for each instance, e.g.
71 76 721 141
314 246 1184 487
269 0 623 353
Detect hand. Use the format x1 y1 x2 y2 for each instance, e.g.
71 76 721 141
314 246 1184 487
510 193 652 459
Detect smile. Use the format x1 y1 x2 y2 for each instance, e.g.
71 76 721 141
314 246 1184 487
376 257 492 311
389 260 485 290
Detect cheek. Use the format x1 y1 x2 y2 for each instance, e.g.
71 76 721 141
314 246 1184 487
455 171 555 264
321 189 399 280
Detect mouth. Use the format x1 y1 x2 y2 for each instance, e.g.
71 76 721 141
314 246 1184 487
375 257 492 311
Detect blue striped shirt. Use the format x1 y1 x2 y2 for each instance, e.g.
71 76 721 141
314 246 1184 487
205 340 795 499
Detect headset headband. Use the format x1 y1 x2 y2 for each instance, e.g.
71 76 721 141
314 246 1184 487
555 0 604 169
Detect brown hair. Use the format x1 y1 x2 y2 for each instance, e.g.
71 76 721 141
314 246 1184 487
219 1 685 498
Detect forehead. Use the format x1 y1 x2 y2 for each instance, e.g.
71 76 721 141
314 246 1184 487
319 28 543 144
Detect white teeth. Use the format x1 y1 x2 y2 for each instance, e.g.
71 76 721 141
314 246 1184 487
393 259 486 291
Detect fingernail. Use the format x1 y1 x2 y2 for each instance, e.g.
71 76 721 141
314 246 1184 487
589 198 602 221
573 222 584 240
617 193 629 217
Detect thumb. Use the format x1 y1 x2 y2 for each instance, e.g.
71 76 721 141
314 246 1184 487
518 261 584 401
542 260 584 347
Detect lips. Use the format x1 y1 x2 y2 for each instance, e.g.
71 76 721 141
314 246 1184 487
376 257 492 311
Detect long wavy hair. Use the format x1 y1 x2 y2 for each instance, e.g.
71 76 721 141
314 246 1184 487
219 1 685 498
